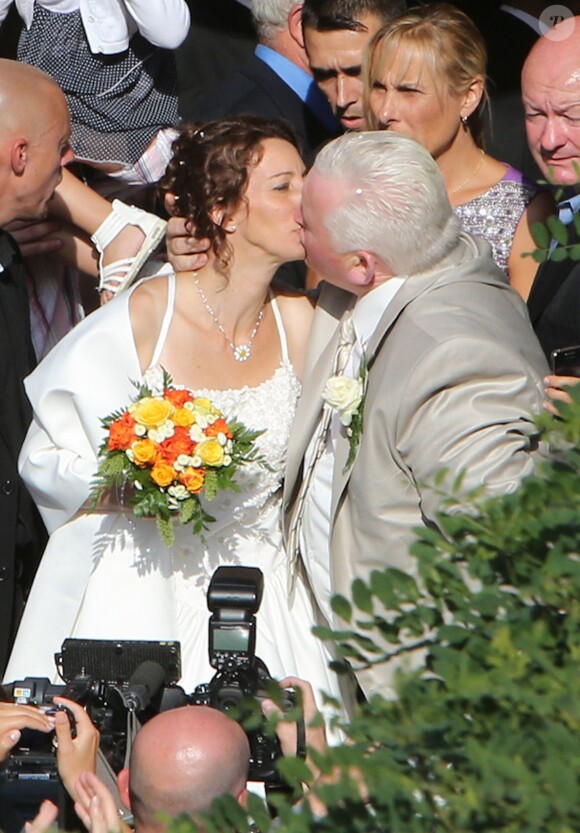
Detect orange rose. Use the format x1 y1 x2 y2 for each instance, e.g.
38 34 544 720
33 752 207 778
180 466 205 494
173 408 195 428
164 388 193 408
108 412 137 451
151 461 176 488
158 427 194 465
205 418 233 439
131 439 158 467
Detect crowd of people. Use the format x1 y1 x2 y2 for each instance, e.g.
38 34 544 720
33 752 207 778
1 0 580 829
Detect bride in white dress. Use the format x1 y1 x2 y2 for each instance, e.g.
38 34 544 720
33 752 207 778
5 117 345 711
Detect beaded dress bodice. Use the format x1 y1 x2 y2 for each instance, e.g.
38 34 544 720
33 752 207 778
455 177 538 275
140 274 301 577
143 360 301 532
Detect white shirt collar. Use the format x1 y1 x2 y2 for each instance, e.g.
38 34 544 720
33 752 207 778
500 5 542 35
352 277 406 350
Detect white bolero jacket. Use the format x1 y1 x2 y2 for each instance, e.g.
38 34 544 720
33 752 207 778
4 292 165 682
19 290 142 535
0 0 191 53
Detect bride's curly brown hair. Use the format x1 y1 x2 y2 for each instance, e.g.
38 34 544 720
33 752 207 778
160 115 301 275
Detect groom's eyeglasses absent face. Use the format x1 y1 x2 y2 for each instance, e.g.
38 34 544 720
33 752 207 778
298 170 352 287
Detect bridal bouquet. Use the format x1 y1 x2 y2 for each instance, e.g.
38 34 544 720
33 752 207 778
92 372 264 546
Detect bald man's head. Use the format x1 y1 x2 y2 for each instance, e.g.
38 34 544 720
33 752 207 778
0 60 62 135
522 17 580 185
122 707 250 832
0 59 72 226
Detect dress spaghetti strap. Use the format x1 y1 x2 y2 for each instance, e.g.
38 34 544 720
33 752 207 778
149 273 177 367
501 164 525 185
270 293 290 364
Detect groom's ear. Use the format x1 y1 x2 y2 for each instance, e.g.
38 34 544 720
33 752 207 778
344 251 377 287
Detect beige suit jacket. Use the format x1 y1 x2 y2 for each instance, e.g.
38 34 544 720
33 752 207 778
283 234 549 698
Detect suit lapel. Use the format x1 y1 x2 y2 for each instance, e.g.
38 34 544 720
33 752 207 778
241 58 332 162
284 284 353 505
527 257 571 325
0 233 35 464
328 234 488 518
327 279 420 519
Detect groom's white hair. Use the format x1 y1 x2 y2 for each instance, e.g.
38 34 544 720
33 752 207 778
312 131 461 276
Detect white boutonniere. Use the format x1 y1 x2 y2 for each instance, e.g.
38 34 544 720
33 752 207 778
322 359 367 472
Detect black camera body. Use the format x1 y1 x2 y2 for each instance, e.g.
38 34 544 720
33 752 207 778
3 677 75 779
1 566 299 828
3 640 184 780
191 566 297 783
0 677 86 832
1 642 186 830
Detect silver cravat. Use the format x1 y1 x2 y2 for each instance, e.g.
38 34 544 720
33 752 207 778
287 311 356 588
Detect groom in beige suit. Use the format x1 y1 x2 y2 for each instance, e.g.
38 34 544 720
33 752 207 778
283 131 549 699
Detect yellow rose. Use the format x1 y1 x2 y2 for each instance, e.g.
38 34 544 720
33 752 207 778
173 407 195 428
194 398 212 410
131 439 158 467
131 397 175 428
151 461 176 487
197 438 225 467
192 398 220 420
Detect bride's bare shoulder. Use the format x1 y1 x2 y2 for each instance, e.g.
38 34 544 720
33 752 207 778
129 276 171 366
129 275 169 317
273 290 315 376
274 290 315 330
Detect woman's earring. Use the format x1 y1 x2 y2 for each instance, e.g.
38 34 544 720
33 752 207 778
227 224 237 233
461 115 468 126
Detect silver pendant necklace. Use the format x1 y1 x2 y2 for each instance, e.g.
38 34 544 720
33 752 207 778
194 273 266 362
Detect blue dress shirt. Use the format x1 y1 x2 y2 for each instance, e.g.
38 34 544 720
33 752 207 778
254 44 339 134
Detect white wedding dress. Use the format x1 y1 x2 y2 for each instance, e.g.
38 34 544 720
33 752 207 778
5 276 344 713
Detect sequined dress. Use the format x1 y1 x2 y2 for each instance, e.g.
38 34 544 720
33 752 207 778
454 165 538 276
5 276 344 710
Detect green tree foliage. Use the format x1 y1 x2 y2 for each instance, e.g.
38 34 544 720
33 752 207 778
169 392 580 833
525 180 580 263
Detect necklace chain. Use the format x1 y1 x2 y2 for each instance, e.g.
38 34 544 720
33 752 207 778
193 273 266 362
450 149 485 195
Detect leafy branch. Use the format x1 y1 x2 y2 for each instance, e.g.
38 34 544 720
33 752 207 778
524 212 580 263
167 394 580 833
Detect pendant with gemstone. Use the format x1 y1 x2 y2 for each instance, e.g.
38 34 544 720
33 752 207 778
233 344 251 362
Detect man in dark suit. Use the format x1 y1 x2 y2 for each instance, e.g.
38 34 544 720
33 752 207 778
0 59 73 675
301 0 406 133
522 16 580 363
175 0 256 118
186 0 339 163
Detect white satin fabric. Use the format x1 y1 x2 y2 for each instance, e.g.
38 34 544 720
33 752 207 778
5 280 346 717
1 0 191 53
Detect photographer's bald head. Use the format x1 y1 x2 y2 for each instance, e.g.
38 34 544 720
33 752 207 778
116 706 250 833
0 59 73 228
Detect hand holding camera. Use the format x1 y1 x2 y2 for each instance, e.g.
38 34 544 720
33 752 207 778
52 698 99 802
1 566 311 828
0 703 55 764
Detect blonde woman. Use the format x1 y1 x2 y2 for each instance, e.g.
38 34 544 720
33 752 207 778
364 2 553 300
